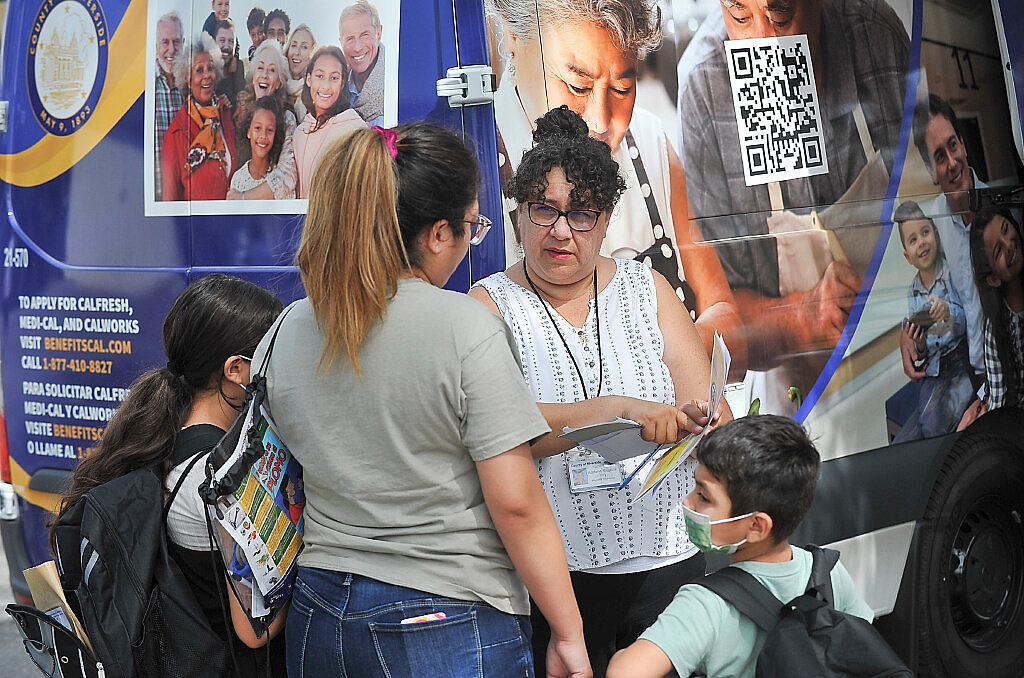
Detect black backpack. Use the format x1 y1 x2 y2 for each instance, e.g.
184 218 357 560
698 546 913 678
48 446 233 678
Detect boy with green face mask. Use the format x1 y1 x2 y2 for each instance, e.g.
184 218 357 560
607 415 873 678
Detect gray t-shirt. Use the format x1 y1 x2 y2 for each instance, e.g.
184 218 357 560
252 279 550 615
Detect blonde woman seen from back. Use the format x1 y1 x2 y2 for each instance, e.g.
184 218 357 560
254 124 591 677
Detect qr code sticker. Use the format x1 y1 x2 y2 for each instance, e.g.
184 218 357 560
725 35 828 187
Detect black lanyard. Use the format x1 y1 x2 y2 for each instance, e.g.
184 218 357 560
523 265 603 400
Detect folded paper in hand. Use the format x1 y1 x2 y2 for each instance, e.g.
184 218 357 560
635 332 732 499
560 417 652 463
561 333 732 500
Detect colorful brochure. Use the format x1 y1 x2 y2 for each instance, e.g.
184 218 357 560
635 333 732 499
211 406 305 607
557 334 733 500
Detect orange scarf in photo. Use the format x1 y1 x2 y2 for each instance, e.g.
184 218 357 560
183 96 227 177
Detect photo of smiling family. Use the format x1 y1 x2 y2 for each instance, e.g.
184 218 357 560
144 0 399 215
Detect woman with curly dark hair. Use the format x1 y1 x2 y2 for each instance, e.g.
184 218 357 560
486 0 747 380
471 106 732 677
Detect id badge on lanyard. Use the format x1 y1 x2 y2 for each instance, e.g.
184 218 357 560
567 450 624 493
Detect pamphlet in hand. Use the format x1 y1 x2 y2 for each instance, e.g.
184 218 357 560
635 333 732 499
209 405 305 607
561 417 653 463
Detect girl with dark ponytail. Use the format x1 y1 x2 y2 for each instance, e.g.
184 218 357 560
53 274 286 673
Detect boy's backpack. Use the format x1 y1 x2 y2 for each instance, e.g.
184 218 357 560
50 445 233 678
698 545 913 678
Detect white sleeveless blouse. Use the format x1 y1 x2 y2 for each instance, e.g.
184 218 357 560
476 258 697 572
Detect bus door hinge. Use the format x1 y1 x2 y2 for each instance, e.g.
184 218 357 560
0 102 8 133
437 65 495 107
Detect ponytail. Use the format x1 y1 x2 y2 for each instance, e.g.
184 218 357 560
298 127 405 375
298 123 480 375
50 275 282 543
53 368 195 524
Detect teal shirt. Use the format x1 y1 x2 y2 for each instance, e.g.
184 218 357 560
640 546 874 678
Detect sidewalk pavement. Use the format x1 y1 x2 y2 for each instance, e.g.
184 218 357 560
1 529 38 676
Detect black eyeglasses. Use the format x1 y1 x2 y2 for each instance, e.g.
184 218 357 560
527 202 602 232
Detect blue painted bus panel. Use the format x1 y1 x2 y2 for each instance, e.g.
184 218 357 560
0 0 488 570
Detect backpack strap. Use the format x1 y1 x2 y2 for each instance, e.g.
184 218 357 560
804 544 840 607
697 567 783 632
162 450 211 523
256 304 295 380
167 424 225 469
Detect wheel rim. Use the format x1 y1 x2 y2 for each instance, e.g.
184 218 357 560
947 495 1024 652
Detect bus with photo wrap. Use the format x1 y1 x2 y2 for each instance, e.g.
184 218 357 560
0 0 1022 675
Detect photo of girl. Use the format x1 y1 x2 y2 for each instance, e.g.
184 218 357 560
285 24 316 121
228 39 297 200
971 209 1024 412
231 96 292 199
145 0 398 215
293 46 366 198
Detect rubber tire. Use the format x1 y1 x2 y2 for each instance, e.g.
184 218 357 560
914 425 1024 677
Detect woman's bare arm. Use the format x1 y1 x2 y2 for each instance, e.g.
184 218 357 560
227 582 286 649
652 267 733 424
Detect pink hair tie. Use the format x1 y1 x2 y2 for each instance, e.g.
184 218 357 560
372 126 399 160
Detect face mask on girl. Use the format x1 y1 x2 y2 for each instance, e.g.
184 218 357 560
682 504 756 555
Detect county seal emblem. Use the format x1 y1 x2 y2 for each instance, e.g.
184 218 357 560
27 0 108 136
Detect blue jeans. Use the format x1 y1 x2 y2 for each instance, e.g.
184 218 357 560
894 342 975 443
286 566 534 678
